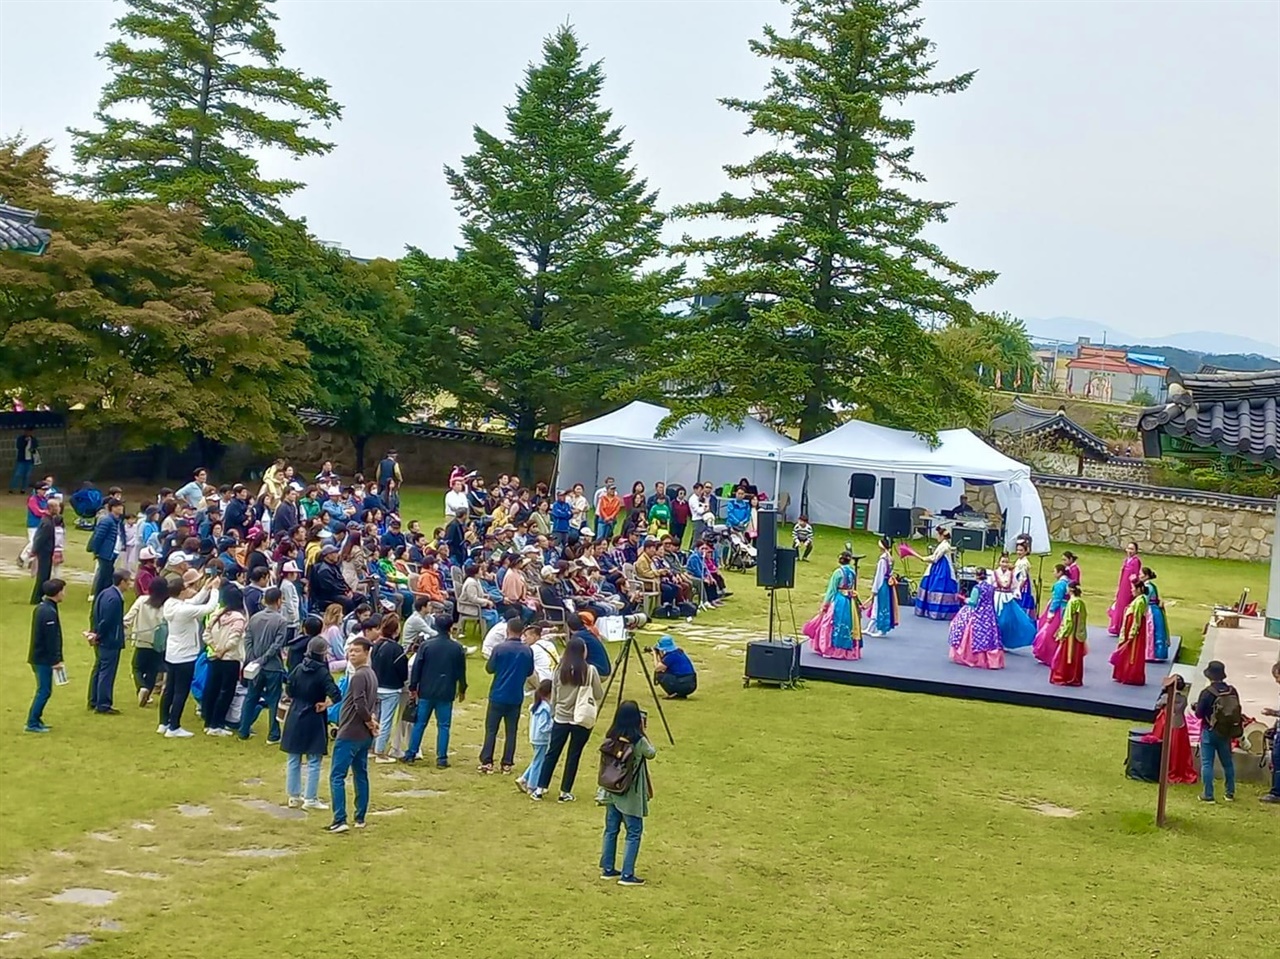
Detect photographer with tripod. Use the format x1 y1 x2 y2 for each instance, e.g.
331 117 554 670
650 635 697 700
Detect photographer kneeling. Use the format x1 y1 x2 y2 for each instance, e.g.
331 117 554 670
651 635 697 700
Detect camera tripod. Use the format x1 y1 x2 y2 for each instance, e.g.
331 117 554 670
601 631 675 746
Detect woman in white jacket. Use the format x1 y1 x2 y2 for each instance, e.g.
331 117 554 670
159 569 221 738
124 578 170 708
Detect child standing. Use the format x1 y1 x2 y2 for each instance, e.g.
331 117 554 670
516 679 553 794
792 515 814 561
122 512 141 573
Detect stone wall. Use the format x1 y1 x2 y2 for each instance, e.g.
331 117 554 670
966 477 1275 561
1023 451 1152 484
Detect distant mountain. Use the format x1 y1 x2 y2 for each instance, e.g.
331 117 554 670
1022 316 1280 362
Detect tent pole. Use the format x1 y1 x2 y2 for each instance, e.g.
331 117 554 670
594 445 600 492
773 457 782 500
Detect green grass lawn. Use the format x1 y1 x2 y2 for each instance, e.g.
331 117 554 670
0 488 1275 957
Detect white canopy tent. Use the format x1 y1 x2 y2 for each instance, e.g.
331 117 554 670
777 420 1051 553
555 401 797 498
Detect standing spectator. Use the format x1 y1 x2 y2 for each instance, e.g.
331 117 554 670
87 497 124 598
1259 662 1280 804
595 480 622 541
282 635 342 811
478 623 535 774
1194 660 1242 803
87 569 131 714
29 500 59 605
567 483 590 534
598 700 657 886
403 624 468 768
26 579 65 733
160 570 222 738
444 478 469 518
271 487 300 537
669 488 692 547
688 483 710 544
550 491 573 545
327 636 378 833
124 578 169 707
174 468 208 510
21 481 51 565
132 547 159 602
444 508 469 563
238 587 288 743
531 635 605 803
377 449 402 489
9 429 38 494
203 585 247 736
370 615 408 763
279 561 305 670
515 679 553 794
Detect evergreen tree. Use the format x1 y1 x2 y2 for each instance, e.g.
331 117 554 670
70 0 341 221
640 0 995 440
402 25 680 476
0 138 309 452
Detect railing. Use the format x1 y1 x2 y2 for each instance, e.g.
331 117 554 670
1031 472 1277 511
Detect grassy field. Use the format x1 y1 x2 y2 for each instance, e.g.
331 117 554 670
0 488 1275 957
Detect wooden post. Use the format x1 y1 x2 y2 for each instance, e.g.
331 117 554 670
1156 673 1177 828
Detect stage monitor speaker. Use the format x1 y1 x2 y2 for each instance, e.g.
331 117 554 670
756 502 779 588
744 639 800 686
894 577 914 606
773 548 797 590
952 526 986 552
883 508 912 539
849 472 877 500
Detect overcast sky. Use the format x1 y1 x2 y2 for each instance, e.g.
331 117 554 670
1 0 1277 347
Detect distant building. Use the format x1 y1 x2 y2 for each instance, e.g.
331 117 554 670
1065 340 1168 403
991 398 1112 475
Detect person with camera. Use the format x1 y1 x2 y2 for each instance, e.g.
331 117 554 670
651 635 697 699
597 699 657 886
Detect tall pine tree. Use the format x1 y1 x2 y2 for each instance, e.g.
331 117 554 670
640 0 995 440
403 25 680 476
70 0 341 222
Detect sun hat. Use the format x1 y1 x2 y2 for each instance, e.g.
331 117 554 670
165 551 190 568
540 565 558 580
181 568 203 587
655 635 678 653
1203 660 1227 681
281 561 300 574
138 547 157 562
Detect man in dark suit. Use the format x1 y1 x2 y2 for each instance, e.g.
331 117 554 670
27 578 65 733
87 498 124 598
271 487 300 537
29 500 60 605
88 569 131 714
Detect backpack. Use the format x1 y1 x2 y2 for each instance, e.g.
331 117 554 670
597 735 638 795
1208 686 1244 739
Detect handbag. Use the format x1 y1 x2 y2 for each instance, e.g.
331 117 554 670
572 680 598 728
401 699 419 725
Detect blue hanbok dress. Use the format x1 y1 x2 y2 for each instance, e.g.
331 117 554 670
914 542 961 621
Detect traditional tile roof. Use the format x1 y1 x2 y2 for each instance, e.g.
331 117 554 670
1139 369 1280 467
0 203 51 254
990 398 1112 460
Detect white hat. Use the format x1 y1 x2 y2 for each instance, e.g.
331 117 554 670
165 551 190 568
282 561 300 574
579 528 594 538
138 547 157 562
580 556 599 568
540 565 558 580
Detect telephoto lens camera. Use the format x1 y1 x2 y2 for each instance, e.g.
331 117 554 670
641 645 655 654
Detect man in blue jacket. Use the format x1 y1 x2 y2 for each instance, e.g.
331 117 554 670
87 497 124 598
27 578 65 733
478 620 534 774
550 491 573 545
724 489 752 531
88 569 131 713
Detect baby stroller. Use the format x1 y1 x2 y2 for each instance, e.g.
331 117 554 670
706 523 757 572
68 483 104 531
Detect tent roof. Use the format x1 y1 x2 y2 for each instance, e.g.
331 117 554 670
779 419 1030 481
559 401 794 459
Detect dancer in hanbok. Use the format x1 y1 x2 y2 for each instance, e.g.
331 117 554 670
1013 541 1037 617
1147 676 1197 783
803 552 862 660
1140 567 1169 661
864 537 899 637
914 528 961 621
1109 577 1148 685
1032 565 1071 666
1062 551 1081 587
948 570 1004 670
1107 542 1142 636
1050 583 1087 686
993 553 1035 650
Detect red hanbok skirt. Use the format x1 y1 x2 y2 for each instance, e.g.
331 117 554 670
1108 637 1146 686
1146 712 1198 784
1048 635 1085 686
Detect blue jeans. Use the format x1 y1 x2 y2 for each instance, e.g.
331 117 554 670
286 753 322 802
27 664 53 729
405 699 453 764
374 689 401 755
238 670 284 740
595 518 616 540
1200 728 1236 799
88 646 121 711
9 459 33 493
330 736 371 824
519 742 548 786
1270 730 1280 797
600 803 644 877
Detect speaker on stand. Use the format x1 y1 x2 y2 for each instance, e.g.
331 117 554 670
848 472 876 531
745 502 802 688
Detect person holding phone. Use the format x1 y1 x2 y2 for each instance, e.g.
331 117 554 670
159 568 222 738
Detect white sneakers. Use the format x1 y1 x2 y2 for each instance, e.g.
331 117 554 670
156 724 167 734
164 727 194 738
204 727 233 737
302 799 329 811
287 796 303 809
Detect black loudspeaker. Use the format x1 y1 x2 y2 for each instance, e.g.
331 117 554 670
894 578 914 606
756 502 778 587
883 508 912 539
952 526 986 552
744 639 800 686
849 473 877 500
1125 729 1161 782
774 548 797 590
876 477 896 532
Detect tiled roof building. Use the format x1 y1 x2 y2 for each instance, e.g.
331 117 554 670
1139 369 1280 469
0 203 51 255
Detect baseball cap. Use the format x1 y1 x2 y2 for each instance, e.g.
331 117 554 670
320 544 339 557
165 551 190 568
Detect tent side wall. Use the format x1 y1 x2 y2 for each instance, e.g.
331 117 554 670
799 465 958 531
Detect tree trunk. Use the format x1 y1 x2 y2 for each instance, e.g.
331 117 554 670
353 435 368 476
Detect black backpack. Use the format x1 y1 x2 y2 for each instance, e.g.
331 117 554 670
598 735 638 795
1209 686 1244 739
